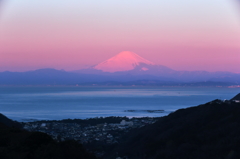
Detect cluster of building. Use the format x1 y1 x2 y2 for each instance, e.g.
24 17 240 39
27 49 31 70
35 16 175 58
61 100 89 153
23 118 158 145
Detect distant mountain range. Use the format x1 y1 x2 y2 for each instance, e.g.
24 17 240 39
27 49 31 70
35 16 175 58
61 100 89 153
0 52 240 86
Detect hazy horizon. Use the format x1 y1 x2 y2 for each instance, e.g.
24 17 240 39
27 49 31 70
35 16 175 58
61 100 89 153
0 50 240 74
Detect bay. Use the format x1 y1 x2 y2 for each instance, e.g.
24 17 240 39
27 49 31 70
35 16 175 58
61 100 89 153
0 86 239 121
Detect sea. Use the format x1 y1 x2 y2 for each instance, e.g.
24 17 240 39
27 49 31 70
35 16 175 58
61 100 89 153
0 86 239 122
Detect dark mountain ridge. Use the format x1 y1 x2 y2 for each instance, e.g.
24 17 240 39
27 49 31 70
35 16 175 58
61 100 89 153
105 99 240 159
0 114 96 159
231 93 240 100
0 113 21 129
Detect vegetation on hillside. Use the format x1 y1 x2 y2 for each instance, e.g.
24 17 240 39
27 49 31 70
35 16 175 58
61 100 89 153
104 100 240 159
0 122 96 159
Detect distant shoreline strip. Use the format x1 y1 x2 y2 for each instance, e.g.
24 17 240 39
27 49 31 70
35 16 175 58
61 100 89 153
124 110 164 113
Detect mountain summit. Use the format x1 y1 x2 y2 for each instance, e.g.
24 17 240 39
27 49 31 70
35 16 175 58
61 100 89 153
94 51 155 73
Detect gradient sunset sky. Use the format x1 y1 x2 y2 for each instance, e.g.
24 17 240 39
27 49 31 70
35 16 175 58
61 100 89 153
0 0 240 72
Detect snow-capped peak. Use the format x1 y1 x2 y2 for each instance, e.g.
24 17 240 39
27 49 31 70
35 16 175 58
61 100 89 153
94 51 155 73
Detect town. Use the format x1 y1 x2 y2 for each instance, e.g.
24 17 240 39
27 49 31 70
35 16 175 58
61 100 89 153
22 117 159 158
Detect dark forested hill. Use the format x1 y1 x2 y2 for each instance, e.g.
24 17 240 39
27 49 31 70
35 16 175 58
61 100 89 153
105 99 240 159
0 116 96 159
231 93 240 101
0 113 22 129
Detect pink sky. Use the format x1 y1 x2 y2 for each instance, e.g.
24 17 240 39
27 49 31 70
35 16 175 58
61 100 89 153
0 0 240 73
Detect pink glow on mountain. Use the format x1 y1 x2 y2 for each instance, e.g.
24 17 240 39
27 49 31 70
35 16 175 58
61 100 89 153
94 51 155 73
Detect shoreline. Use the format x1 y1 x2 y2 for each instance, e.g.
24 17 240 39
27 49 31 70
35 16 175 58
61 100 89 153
18 115 165 123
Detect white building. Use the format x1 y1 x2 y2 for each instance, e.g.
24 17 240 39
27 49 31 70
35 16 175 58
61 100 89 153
41 123 46 127
120 120 133 126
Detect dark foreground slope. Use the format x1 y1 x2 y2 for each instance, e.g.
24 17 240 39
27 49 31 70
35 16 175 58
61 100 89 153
0 119 96 159
105 100 240 159
0 113 22 129
231 93 240 100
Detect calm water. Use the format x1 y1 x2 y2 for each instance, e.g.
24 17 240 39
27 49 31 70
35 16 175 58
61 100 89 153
0 86 239 121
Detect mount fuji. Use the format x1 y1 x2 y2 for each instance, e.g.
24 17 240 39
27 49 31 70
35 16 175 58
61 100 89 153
74 51 240 83
94 51 155 72
77 51 175 75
